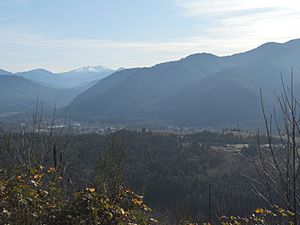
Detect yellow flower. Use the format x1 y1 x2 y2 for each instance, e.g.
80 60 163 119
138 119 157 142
85 187 96 193
47 167 57 174
120 208 126 215
255 208 265 214
33 174 43 179
132 198 143 206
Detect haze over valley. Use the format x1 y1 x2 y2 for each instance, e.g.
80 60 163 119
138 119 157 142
2 39 300 128
2 1 300 224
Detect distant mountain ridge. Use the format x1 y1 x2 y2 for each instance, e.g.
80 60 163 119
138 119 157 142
59 66 114 88
0 64 113 115
2 39 300 127
72 65 113 73
65 38 300 127
0 69 13 76
11 65 114 89
0 75 79 114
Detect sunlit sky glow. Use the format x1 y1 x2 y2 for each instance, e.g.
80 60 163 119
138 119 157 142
1 0 299 72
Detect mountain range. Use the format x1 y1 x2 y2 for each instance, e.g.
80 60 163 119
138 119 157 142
16 66 114 89
0 66 114 115
2 39 300 127
64 39 300 127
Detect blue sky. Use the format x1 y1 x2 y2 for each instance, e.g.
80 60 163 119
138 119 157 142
1 0 300 72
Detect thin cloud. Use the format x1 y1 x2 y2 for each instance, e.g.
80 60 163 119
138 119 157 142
175 0 300 48
1 0 300 72
0 26 298 72
176 0 300 18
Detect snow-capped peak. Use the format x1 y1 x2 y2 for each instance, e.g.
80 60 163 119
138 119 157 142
75 65 112 73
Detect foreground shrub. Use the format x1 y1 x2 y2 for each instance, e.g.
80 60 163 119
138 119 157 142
0 165 157 225
219 206 295 225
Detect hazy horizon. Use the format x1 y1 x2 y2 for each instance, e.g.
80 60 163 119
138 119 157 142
1 38 298 73
1 0 300 73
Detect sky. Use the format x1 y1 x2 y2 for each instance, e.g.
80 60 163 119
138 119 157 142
1 0 300 72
